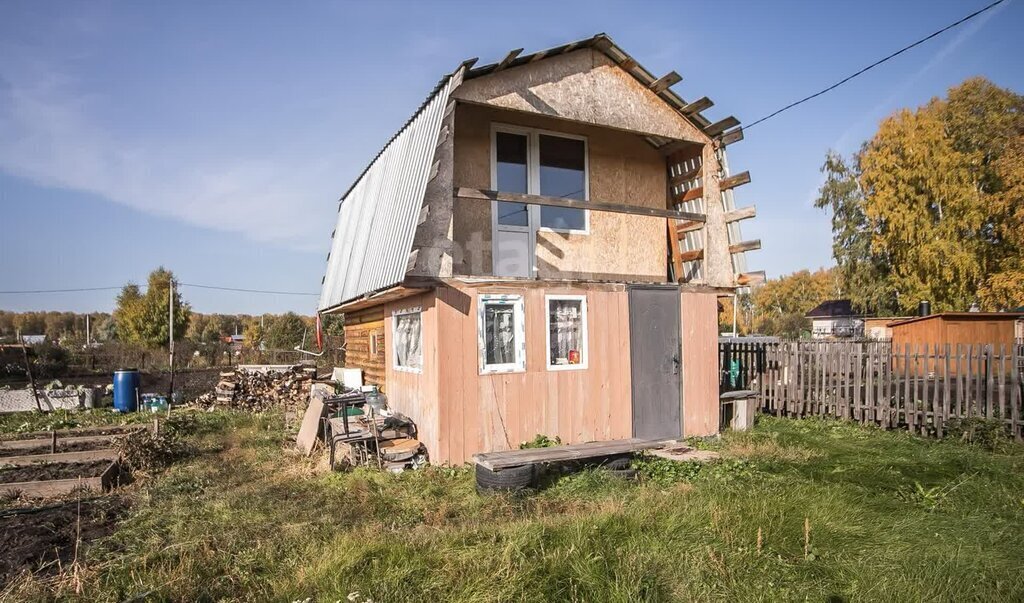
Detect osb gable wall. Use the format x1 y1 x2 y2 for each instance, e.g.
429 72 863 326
433 282 633 465
453 48 708 143
383 291 442 460
680 291 720 438
342 308 386 390
451 102 669 281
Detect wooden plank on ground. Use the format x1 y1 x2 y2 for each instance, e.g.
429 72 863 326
0 434 123 452
473 438 673 471
295 394 327 456
0 449 118 467
0 476 105 498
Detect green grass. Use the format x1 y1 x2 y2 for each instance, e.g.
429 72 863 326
4 412 1024 602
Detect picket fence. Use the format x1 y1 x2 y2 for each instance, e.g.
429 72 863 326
756 341 1024 440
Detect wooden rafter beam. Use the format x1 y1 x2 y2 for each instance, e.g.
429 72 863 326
682 96 713 115
493 48 523 73
720 171 751 191
455 187 706 222
673 186 703 203
721 127 744 146
679 248 704 262
669 164 702 187
705 116 741 137
676 220 704 234
618 57 638 72
729 239 761 254
736 271 766 286
649 71 682 94
724 206 756 223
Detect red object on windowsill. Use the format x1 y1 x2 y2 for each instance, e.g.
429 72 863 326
568 350 580 364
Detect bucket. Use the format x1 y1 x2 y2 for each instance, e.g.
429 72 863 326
113 369 141 413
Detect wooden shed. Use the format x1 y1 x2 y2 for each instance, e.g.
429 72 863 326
889 312 1024 353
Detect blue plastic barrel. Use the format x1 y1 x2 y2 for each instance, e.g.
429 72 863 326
113 369 140 413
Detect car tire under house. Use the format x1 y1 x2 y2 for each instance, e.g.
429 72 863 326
475 463 537 493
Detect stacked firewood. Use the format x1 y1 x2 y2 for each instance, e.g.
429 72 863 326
194 366 318 412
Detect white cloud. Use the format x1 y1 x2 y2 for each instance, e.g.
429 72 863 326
0 50 344 253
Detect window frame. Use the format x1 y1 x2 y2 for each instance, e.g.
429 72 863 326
490 123 590 236
477 293 527 375
544 294 589 371
391 306 423 374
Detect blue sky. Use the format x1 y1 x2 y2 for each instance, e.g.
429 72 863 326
1 0 1021 314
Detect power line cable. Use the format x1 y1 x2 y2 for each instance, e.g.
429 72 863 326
0 283 318 296
745 0 1007 130
179 283 318 296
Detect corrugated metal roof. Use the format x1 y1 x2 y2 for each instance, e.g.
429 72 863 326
319 73 459 312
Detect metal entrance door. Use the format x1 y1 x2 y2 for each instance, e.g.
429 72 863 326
629 286 682 439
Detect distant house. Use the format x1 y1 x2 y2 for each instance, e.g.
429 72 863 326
805 300 863 339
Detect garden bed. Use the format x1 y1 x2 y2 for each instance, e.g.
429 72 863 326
0 460 113 484
0 496 126 585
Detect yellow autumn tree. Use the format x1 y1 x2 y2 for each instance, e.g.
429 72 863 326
816 77 1024 312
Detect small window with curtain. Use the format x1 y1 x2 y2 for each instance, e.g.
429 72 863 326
546 295 587 370
392 307 422 373
478 294 526 374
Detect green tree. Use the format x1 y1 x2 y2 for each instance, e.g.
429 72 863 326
264 312 308 350
113 268 192 348
816 77 1024 312
814 151 897 314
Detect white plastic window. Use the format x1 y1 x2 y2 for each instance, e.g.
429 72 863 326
546 295 587 370
478 294 526 374
392 308 422 373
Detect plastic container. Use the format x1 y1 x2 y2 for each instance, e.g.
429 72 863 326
112 369 141 413
141 394 168 413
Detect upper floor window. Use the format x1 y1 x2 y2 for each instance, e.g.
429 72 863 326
492 125 589 233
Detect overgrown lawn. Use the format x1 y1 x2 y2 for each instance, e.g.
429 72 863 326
4 412 1023 601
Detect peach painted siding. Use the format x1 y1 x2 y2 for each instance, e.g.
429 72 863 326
680 291 720 437
434 283 633 465
382 292 442 460
376 284 722 465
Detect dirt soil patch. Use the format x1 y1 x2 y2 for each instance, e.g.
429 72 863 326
0 461 112 484
0 440 116 458
0 496 126 586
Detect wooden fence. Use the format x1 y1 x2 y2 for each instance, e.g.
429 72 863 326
758 341 1023 440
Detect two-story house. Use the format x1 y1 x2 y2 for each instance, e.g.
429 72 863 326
319 34 760 464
